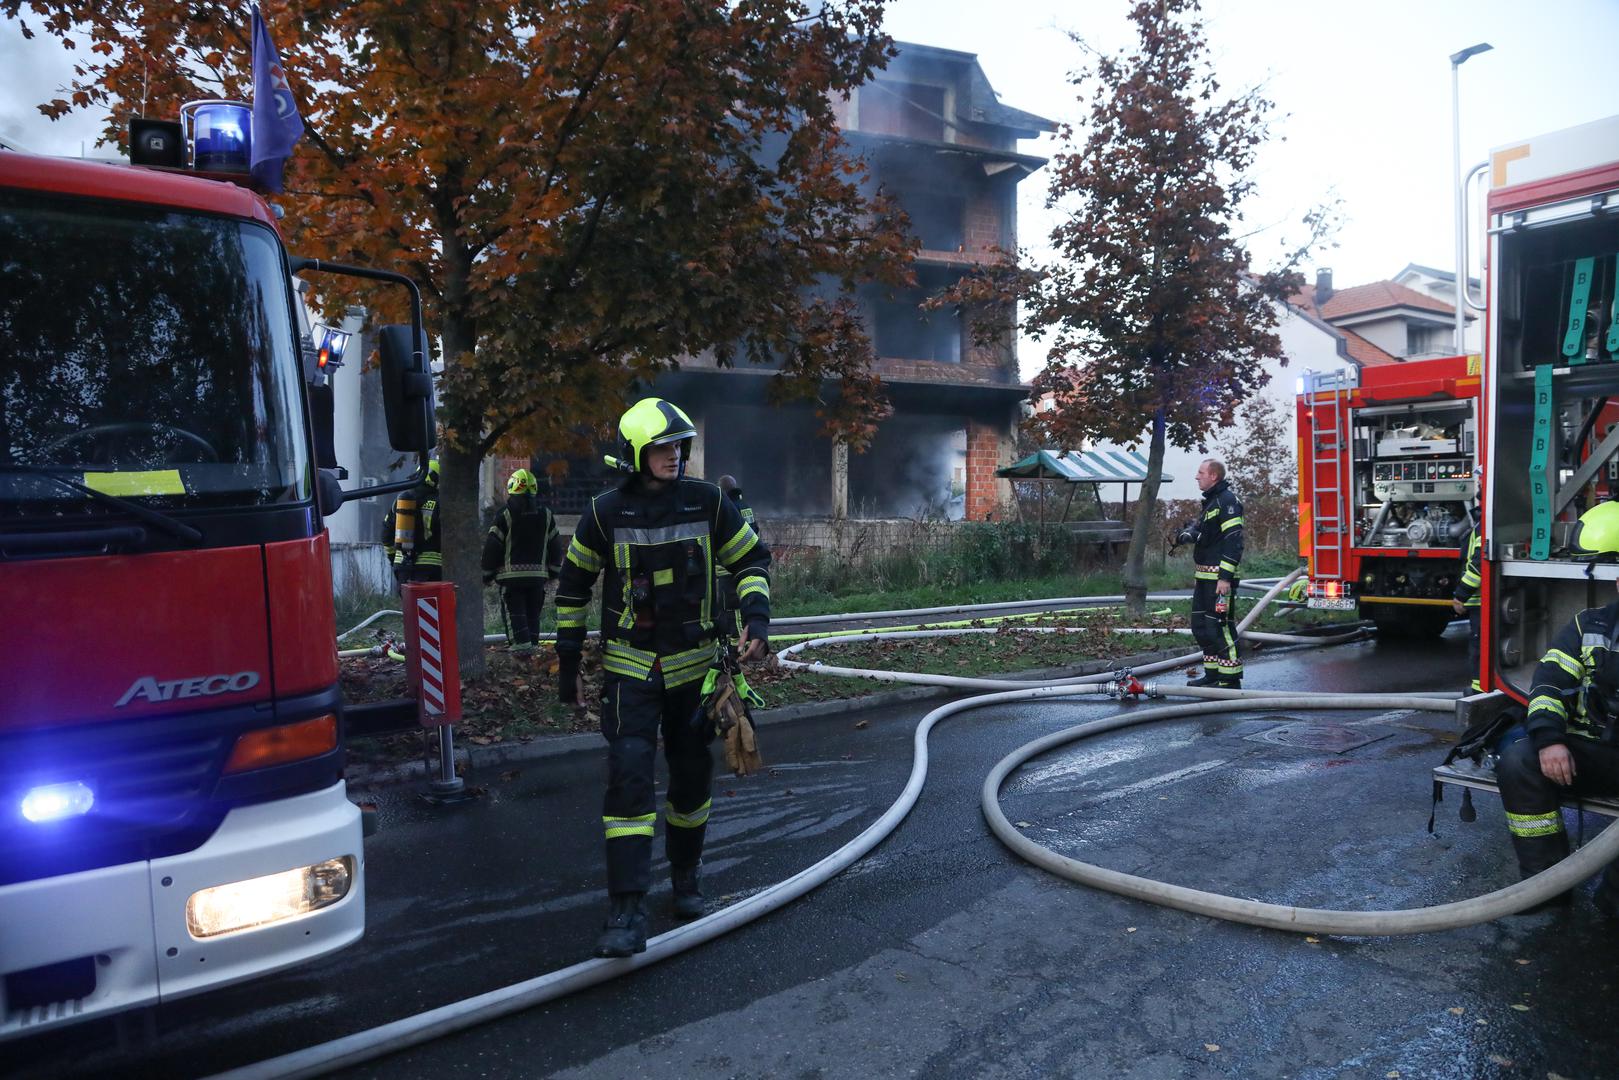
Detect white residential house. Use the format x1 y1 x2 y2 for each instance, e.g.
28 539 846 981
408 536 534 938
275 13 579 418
1392 262 1483 353
1291 268 1476 364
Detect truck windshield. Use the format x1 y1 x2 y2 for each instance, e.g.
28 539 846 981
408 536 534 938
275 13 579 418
0 191 310 518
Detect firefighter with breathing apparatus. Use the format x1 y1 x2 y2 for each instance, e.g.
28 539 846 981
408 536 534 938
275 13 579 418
482 468 563 653
716 474 760 640
553 398 772 957
392 458 442 582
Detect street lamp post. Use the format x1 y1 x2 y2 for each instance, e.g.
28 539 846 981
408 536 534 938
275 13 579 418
1450 42 1493 354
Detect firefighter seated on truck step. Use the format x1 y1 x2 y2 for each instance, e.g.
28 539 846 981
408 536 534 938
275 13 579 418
1493 500 1619 919
552 397 772 959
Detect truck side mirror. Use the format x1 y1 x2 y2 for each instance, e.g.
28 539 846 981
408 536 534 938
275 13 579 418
316 468 346 518
378 324 436 453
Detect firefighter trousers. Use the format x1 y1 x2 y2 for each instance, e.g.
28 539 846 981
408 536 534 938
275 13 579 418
1497 734 1619 881
1190 577 1241 680
501 581 545 646
1466 608 1482 693
599 667 714 895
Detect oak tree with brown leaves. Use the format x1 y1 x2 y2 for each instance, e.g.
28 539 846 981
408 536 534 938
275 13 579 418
938 0 1328 612
8 0 915 671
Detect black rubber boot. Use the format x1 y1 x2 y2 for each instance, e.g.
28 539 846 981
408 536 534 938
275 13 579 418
1219 677 1243 690
1186 674 1222 688
670 863 705 921
1508 831 1573 915
593 893 647 957
1594 865 1619 919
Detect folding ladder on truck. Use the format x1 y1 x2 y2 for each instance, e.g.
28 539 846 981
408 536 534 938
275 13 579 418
1302 368 1358 595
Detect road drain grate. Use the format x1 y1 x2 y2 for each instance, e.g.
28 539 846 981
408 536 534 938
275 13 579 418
1245 722 1394 753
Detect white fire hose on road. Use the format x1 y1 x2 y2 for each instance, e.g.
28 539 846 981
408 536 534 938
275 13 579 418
218 570 1595 1080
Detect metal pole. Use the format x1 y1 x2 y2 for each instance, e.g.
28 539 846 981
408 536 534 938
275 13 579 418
1449 43 1492 355
1450 59 1465 354
432 725 463 794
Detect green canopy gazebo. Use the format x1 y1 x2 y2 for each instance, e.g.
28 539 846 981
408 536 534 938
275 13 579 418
996 448 1172 533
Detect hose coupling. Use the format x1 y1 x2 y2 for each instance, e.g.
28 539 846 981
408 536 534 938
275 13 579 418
1107 673 1149 700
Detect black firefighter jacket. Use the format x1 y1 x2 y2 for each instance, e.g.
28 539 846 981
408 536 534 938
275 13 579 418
1192 478 1244 583
481 493 563 584
1526 598 1619 751
554 476 771 689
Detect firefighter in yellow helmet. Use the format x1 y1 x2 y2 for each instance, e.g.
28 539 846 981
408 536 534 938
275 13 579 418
554 398 772 957
391 458 442 582
1494 501 1619 917
481 468 563 653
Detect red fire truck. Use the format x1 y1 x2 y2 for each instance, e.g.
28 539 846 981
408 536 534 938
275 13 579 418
1297 354 1482 637
0 118 433 1037
1478 114 1619 697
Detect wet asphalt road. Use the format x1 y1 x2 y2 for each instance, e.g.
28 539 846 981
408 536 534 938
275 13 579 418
14 624 1619 1080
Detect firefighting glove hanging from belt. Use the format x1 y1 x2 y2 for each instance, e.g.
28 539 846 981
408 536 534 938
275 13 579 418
698 651 766 776
557 651 581 705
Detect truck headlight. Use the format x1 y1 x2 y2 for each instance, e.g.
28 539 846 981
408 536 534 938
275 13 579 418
186 856 354 938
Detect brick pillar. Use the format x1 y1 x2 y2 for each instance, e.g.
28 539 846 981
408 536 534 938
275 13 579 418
965 422 1006 522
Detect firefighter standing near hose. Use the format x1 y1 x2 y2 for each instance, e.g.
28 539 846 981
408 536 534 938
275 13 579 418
482 468 563 653
1186 458 1244 688
1495 501 1619 918
392 458 442 582
553 398 772 958
1451 466 1484 692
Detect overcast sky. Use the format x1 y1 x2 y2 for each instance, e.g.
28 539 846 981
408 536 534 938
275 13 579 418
5 0 1617 371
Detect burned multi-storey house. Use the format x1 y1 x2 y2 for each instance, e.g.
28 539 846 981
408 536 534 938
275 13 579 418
516 42 1053 526
329 43 1052 597
665 43 1051 522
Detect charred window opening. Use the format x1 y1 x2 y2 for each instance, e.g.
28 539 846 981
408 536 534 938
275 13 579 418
861 80 948 142
898 189 966 252
864 267 964 365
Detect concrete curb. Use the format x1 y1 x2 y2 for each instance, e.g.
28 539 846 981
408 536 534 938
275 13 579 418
343 646 1194 790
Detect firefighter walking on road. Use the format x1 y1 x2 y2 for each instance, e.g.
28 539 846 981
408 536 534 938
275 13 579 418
1494 502 1619 918
392 458 442 582
482 468 563 653
1187 458 1244 688
553 398 772 958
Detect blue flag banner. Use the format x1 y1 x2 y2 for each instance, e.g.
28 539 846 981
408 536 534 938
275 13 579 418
250 5 304 193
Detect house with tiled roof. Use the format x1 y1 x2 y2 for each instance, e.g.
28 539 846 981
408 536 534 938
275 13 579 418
1288 268 1475 365
1392 263 1482 351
